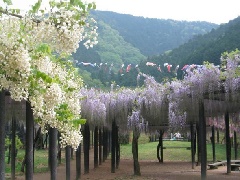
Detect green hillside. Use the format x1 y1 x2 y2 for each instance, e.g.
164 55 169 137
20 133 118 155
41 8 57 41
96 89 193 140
96 20 146 68
91 11 217 56
145 16 240 80
72 10 223 88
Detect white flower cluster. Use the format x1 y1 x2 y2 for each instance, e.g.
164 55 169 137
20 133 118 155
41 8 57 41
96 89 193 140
30 10 98 54
59 123 83 150
0 0 98 149
0 18 31 101
29 56 83 149
82 18 98 49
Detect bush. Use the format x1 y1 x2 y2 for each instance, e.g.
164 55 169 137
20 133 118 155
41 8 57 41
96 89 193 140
5 135 23 150
119 133 130 144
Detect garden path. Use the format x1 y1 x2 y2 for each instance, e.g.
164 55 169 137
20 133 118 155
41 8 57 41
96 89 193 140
15 148 240 180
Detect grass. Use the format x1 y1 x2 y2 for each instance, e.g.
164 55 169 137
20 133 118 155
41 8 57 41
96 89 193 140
4 132 239 175
5 149 25 176
5 149 66 176
120 132 239 162
120 141 238 162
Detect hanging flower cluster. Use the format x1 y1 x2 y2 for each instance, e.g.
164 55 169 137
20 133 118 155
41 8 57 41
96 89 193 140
30 9 98 54
183 62 221 99
0 0 98 149
221 50 240 101
80 88 106 127
127 110 146 133
78 50 240 136
79 86 139 132
140 75 169 129
207 114 240 135
114 88 137 129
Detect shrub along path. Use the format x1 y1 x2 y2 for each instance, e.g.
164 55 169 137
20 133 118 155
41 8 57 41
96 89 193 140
16 147 240 180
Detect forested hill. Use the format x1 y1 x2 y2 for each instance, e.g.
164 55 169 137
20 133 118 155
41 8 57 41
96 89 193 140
90 10 218 56
72 10 218 88
146 16 240 74
73 10 217 65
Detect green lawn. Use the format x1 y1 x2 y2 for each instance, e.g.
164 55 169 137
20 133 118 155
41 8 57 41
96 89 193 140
120 140 238 162
5 149 64 176
5 137 239 175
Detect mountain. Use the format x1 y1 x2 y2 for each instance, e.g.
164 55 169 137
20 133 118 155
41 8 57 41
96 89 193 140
145 16 240 80
72 10 218 87
73 11 217 64
90 11 218 56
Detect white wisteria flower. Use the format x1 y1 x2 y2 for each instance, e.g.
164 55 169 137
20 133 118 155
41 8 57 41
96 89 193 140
0 0 98 148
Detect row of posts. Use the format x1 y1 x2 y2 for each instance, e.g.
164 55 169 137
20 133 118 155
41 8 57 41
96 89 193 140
0 91 120 180
2 92 237 180
155 100 238 180
83 120 120 174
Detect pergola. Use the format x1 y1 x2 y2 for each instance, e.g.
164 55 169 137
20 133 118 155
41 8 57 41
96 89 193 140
1 58 240 180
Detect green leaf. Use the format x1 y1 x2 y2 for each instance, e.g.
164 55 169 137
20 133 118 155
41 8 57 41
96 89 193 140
67 87 75 92
77 1 84 9
36 71 42 79
79 119 87 124
45 76 52 83
3 0 12 5
35 71 52 83
20 23 25 31
7 33 12 38
71 119 87 127
93 3 96 9
16 9 20 14
37 44 52 54
87 3 92 10
49 1 56 8
31 0 42 14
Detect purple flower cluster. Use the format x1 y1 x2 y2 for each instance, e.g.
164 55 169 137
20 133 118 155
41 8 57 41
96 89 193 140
79 50 240 133
127 110 147 133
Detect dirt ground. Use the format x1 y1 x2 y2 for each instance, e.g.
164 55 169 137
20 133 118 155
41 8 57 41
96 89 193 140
15 149 240 180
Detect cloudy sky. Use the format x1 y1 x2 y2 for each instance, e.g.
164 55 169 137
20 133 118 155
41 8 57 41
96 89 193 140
6 0 240 24
89 0 240 24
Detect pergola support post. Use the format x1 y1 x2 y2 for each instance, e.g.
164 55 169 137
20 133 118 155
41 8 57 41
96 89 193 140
99 128 102 165
94 126 99 168
111 121 116 173
234 131 237 160
225 111 231 173
49 127 58 180
211 125 216 162
116 125 120 169
190 123 195 169
196 122 201 166
157 130 163 163
11 115 16 180
0 91 6 180
83 123 90 174
65 145 71 180
25 101 34 180
199 100 207 180
76 143 81 180
103 127 108 162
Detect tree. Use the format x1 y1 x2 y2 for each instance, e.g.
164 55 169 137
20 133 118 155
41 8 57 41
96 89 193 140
0 1 98 178
0 0 98 149
127 110 145 176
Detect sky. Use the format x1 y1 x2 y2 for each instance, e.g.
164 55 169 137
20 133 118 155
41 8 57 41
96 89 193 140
5 0 240 25
89 0 240 24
